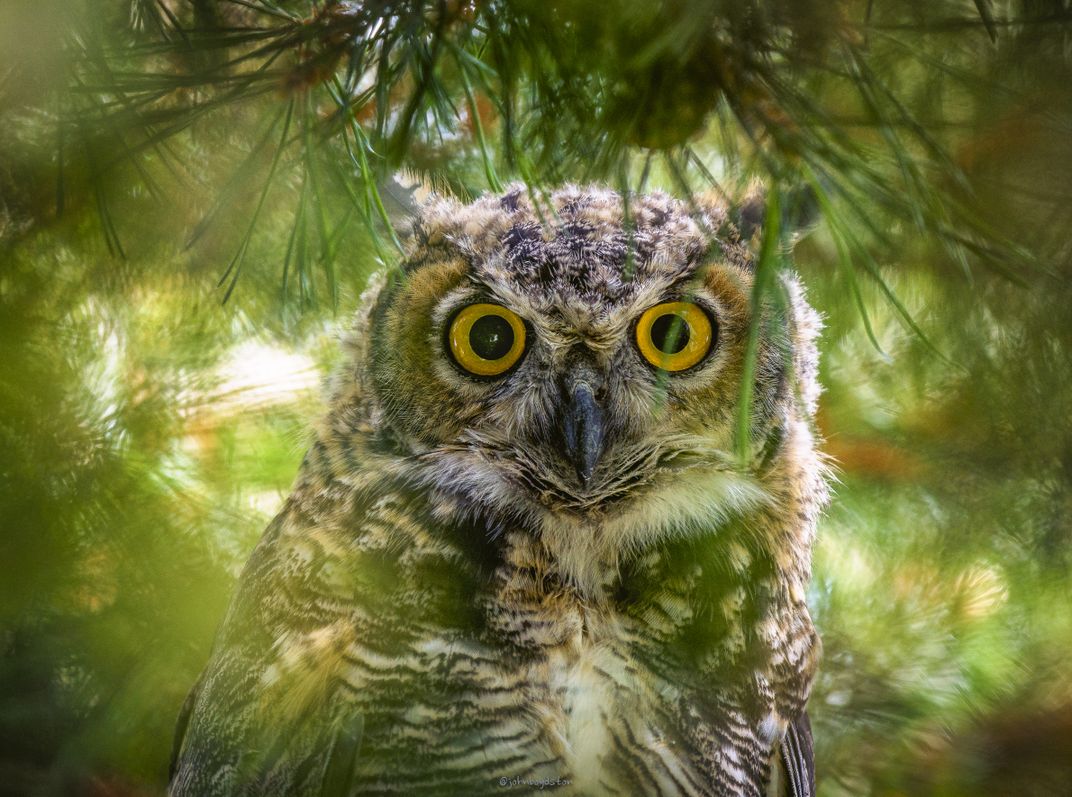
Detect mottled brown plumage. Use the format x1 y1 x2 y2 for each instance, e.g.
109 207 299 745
170 186 828 796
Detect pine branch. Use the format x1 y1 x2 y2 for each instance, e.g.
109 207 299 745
12 0 1066 307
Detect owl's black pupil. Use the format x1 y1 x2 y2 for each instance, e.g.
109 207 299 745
470 315 514 360
650 313 690 354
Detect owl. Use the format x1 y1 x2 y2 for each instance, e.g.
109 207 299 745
169 186 828 797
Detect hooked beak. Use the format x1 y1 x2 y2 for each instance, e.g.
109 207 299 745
561 381 606 485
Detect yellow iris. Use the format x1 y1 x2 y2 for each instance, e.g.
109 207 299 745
635 301 713 372
448 303 527 377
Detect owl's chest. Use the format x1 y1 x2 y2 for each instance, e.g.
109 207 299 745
487 597 709 795
540 638 680 793
345 524 778 795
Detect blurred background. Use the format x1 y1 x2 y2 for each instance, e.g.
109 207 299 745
1 1 1070 794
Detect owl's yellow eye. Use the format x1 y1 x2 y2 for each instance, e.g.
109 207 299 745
635 301 714 372
448 303 527 377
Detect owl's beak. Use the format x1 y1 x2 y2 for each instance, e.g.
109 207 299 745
562 381 605 485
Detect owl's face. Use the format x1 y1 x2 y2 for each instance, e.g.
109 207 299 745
363 187 801 567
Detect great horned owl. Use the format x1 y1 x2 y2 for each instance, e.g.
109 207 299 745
170 186 827 797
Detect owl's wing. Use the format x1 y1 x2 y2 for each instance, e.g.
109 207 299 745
169 493 372 796
772 711 815 797
169 670 363 796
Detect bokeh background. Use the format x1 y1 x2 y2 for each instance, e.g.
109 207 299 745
1 1 1071 794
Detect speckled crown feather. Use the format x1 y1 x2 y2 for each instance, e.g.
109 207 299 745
402 185 754 307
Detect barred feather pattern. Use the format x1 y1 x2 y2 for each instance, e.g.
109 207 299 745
170 187 828 797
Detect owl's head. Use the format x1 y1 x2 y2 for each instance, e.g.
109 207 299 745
340 186 821 582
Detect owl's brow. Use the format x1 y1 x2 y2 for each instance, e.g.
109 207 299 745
399 244 463 274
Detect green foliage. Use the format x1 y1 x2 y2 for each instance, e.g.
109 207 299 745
2 0 1071 793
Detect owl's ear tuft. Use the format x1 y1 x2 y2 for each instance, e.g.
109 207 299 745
720 182 821 247
733 183 768 242
381 176 421 217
